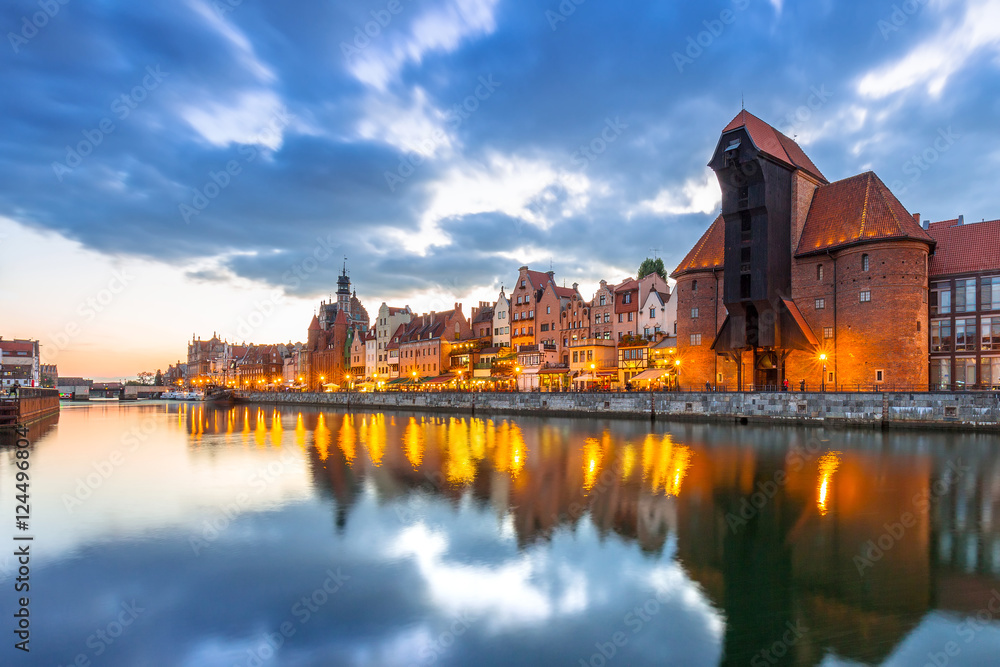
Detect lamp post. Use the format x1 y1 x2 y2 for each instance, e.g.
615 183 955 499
674 359 681 392
819 353 827 392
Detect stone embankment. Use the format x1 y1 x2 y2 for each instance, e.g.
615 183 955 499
237 390 1000 431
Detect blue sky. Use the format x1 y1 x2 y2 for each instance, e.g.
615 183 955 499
2 0 998 377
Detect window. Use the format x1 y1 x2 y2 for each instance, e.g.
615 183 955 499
692 280 698 292
587 350 593 361
931 282 952 316
528 310 533 318
573 351 579 363
623 293 632 304
691 308 700 318
817 264 823 281
954 279 977 313
546 306 551 314
618 314 623 323
516 296 522 304
982 318 1000 350
862 254 870 272
525 296 530 304
956 318 977 351
931 320 952 352
690 334 702 346
860 291 871 303
540 323 549 332
520 280 526 288
875 369 884 383
599 295 606 306
931 358 951 390
627 313 634 322
823 327 833 339
985 357 1000 389
504 326 509 334
595 314 601 324
649 307 656 318
815 298 825 310
958 358 977 388
982 277 1000 312
603 313 610 323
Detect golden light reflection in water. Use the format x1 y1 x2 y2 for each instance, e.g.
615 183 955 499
817 451 842 516
271 411 283 447
621 444 637 481
254 409 267 447
338 415 356 463
404 417 424 469
583 437 603 492
642 434 692 496
362 414 386 466
295 413 306 450
315 413 331 461
445 417 477 485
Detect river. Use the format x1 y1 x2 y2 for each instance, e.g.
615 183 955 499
2 400 1000 666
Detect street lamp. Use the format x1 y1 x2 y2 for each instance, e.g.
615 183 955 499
819 353 828 392
674 359 681 391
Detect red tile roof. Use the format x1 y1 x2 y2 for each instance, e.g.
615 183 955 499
723 110 826 183
795 171 933 256
927 218 1000 277
670 215 725 278
615 278 638 292
0 340 36 354
553 286 577 299
525 270 551 288
308 315 322 331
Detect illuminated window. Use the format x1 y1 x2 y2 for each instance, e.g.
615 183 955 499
823 327 833 339
817 264 823 281
690 334 702 346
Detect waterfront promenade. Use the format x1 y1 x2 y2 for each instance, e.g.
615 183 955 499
237 389 1000 431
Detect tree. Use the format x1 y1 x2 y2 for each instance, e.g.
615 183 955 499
638 257 666 281
137 371 155 386
154 369 163 386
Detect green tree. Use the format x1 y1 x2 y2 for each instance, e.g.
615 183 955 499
154 369 163 386
638 257 666 281
137 371 154 385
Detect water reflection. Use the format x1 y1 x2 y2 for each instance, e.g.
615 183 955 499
11 402 1000 666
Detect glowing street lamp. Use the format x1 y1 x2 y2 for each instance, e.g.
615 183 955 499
819 353 828 392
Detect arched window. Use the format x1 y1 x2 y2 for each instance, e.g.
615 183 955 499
862 254 870 272
817 264 824 281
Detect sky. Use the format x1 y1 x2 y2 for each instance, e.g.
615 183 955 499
2 0 999 379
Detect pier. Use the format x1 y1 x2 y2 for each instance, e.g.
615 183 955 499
0 388 61 429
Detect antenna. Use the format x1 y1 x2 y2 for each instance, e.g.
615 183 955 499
649 247 661 259
741 92 744 111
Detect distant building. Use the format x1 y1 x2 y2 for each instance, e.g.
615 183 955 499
375 303 413 377
40 364 58 388
470 301 495 341
304 263 369 391
590 281 615 341
926 216 1000 389
510 266 554 349
0 338 40 389
492 288 510 348
396 305 472 380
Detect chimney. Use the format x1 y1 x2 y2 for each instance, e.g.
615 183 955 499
572 282 579 291
913 213 920 225
547 270 554 280
958 214 965 226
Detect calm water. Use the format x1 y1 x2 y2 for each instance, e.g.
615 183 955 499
2 402 1000 666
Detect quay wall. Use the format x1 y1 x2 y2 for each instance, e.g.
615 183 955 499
237 390 1000 431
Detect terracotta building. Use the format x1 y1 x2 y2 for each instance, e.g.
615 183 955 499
591 280 615 341
303 264 368 390
672 110 934 390
926 216 1000 389
510 267 552 349
395 306 472 380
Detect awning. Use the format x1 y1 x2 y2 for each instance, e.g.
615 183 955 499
424 374 455 385
386 377 411 386
536 368 568 375
520 367 541 375
597 370 618 377
631 368 670 382
574 374 596 382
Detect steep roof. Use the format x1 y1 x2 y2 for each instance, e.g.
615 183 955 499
671 215 725 278
795 171 934 256
525 270 552 288
308 315 322 331
722 110 827 183
927 218 1000 277
553 286 577 299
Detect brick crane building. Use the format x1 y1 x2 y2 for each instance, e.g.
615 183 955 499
672 110 934 390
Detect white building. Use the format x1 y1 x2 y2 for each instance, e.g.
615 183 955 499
639 288 675 340
375 303 413 377
492 288 511 348
0 338 40 390
365 328 377 381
